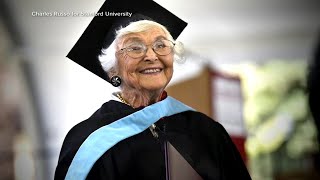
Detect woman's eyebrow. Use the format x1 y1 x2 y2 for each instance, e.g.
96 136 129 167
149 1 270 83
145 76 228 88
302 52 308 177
123 35 167 45
155 35 166 41
123 37 143 44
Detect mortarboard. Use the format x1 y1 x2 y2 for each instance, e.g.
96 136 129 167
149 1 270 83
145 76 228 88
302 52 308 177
67 0 187 83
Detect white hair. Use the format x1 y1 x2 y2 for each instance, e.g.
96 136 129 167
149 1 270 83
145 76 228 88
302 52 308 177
98 20 185 75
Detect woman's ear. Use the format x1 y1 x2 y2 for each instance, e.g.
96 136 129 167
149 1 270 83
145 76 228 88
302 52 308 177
108 67 122 87
107 66 118 78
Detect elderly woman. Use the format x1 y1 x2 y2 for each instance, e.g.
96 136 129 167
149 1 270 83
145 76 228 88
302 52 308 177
55 19 251 180
55 1 251 180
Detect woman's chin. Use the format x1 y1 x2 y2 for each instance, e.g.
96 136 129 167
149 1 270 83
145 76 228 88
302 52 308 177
139 81 167 92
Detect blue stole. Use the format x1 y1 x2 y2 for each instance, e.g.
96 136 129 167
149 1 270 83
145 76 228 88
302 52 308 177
65 96 194 180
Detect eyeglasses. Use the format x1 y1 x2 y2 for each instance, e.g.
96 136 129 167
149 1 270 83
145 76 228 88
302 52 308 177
117 39 175 59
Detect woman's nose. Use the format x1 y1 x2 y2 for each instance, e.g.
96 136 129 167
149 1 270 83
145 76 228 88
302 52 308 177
143 47 158 61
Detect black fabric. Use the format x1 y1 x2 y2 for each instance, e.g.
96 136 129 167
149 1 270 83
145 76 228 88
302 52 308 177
55 100 251 180
308 33 320 170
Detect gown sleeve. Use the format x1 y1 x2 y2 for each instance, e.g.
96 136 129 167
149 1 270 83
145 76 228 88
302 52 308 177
165 111 251 180
209 120 251 180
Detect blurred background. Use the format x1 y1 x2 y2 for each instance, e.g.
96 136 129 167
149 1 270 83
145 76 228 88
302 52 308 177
1 0 320 179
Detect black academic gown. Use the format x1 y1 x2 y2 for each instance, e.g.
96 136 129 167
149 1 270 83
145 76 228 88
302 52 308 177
55 100 251 180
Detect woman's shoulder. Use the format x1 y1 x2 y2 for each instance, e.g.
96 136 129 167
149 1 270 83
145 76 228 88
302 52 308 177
66 100 135 140
171 110 227 132
56 100 136 163
178 110 220 123
62 100 136 148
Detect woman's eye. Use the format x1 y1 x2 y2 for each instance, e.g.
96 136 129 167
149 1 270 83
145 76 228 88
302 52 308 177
128 46 142 52
155 43 166 49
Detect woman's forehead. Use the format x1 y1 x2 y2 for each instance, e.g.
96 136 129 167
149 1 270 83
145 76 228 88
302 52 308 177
119 27 167 45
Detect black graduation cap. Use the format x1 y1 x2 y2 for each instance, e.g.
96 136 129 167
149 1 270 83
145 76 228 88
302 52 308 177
67 0 187 83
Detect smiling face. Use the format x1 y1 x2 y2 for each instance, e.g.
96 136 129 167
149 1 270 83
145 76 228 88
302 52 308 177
116 27 174 94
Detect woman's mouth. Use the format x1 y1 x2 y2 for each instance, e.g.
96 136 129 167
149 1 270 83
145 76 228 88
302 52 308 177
140 68 162 74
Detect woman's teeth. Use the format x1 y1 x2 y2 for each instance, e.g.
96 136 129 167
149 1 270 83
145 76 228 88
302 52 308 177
141 68 161 74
